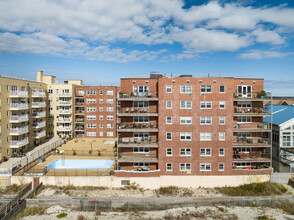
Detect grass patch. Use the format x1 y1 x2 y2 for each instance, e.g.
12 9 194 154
0 184 26 194
277 203 294 215
216 182 287 196
57 212 68 218
13 207 47 219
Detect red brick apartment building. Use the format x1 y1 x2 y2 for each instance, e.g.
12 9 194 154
116 74 272 176
74 86 118 138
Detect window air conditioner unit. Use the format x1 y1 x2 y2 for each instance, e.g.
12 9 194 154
200 156 204 159
200 141 204 143
188 109 192 112
188 125 192 127
188 141 192 144
213 80 216 83
201 109 204 112
200 171 204 174
187 156 191 159
188 93 192 96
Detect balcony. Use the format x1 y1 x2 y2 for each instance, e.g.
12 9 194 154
10 137 29 148
32 91 46 97
10 103 29 110
75 126 84 131
57 118 72 123
58 93 72 97
118 91 158 101
233 107 271 116
32 102 46 108
32 111 46 118
118 106 158 116
10 114 29 123
118 137 158 148
75 110 84 115
57 126 72 131
233 152 271 162
233 92 271 101
233 137 271 147
75 101 84 106
58 109 72 114
10 91 28 98
10 126 29 135
232 167 273 175
118 122 158 132
33 131 46 139
57 101 72 106
233 123 271 132
118 153 158 163
32 121 46 128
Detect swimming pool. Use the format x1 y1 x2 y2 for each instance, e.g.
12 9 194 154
46 159 114 170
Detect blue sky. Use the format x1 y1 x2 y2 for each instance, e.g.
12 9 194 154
0 0 294 96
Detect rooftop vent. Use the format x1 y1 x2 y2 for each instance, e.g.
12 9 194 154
150 74 163 79
179 74 192 78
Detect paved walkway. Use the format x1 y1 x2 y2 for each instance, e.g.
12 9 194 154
0 137 63 171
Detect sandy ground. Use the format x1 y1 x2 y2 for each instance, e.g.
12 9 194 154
20 205 294 220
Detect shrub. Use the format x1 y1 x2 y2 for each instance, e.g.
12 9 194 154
95 210 101 216
156 186 180 196
77 215 85 220
57 212 68 218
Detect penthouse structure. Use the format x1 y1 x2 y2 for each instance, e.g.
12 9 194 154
74 86 118 138
116 74 272 175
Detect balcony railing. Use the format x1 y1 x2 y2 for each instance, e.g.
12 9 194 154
57 126 72 131
10 114 29 123
118 106 158 115
118 137 158 147
32 121 46 128
233 152 271 161
75 118 85 122
75 102 84 106
118 91 158 100
10 91 28 97
10 137 29 148
32 102 46 108
118 153 158 163
58 109 72 114
234 107 270 115
57 118 72 123
233 137 271 146
233 92 271 100
32 91 46 97
118 122 158 132
75 127 84 131
233 123 271 132
33 131 46 138
10 126 29 135
57 93 72 97
32 111 46 118
10 103 29 110
75 110 84 114
57 101 72 105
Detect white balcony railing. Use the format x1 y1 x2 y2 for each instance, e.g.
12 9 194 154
10 137 29 148
32 111 46 118
57 126 72 131
57 118 72 123
57 93 72 97
10 114 29 123
10 126 29 135
32 91 46 97
33 131 46 138
32 102 46 108
58 109 72 114
32 121 46 128
10 103 29 110
10 91 28 97
57 101 72 105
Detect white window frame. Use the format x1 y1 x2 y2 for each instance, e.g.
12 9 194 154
220 85 225 93
166 148 172 156
166 101 172 109
200 132 211 141
200 163 211 171
166 116 172 124
200 148 211 156
107 90 113 96
180 132 192 141
237 116 252 123
166 163 172 171
219 132 225 141
180 148 192 156
219 148 225 156
180 101 192 109
166 132 172 140
180 85 192 93
200 85 212 93
200 116 212 125
200 101 212 109
218 163 224 171
219 101 226 109
219 116 225 125
166 85 172 93
180 163 191 171
180 117 192 125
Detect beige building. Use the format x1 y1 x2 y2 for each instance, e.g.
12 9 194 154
37 71 82 139
0 76 48 159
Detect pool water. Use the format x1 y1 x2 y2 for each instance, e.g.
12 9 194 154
46 159 114 170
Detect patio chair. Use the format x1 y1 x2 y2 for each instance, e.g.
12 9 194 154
125 107 129 113
130 108 134 113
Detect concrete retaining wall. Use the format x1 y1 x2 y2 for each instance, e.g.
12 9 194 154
11 174 270 189
270 173 291 184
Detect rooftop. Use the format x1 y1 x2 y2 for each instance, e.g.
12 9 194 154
264 105 294 126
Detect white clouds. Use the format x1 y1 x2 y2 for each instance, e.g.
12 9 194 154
0 0 293 61
240 50 294 59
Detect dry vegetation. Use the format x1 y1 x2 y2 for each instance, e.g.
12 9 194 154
0 184 26 194
13 207 47 219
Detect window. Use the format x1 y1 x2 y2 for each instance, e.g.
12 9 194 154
99 99 103 104
166 85 172 93
107 132 113 137
200 148 211 156
134 101 148 108
180 101 192 109
134 147 149 153
107 124 113 129
100 90 103 95
180 116 192 124
237 116 252 123
180 85 192 93
219 148 225 156
166 116 172 124
220 85 225 93
200 85 211 93
87 107 96 112
107 107 113 112
107 99 113 104
100 124 103 128
86 99 96 103
99 115 103 120
87 90 96 95
134 162 149 167
99 132 103 136
180 148 191 156
87 124 97 128
219 101 225 109
219 132 225 141
166 148 172 156
237 101 251 108
166 163 172 171
180 163 191 171
87 115 96 120
107 90 113 96
166 101 172 109
133 85 149 93
200 101 212 109
200 163 211 171
166 132 172 140
200 116 212 125
134 116 149 123
48 89 53 94
219 116 225 125
107 115 113 120
218 163 224 171
282 132 291 146
99 107 103 112
200 132 211 141
180 132 192 141
87 132 96 137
